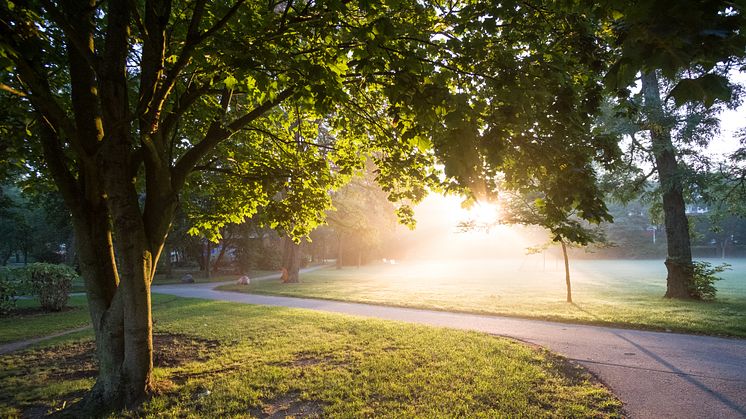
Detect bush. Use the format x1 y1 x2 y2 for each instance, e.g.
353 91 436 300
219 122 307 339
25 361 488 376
689 261 730 301
25 263 77 311
0 267 20 315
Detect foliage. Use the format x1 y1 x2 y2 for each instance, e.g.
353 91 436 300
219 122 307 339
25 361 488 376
0 184 73 265
605 0 746 106
689 261 730 301
24 263 77 312
0 267 19 315
235 225 284 272
1 0 744 410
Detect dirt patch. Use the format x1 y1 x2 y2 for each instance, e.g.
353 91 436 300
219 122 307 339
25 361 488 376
272 351 350 369
13 333 222 382
249 391 324 418
153 334 221 368
14 334 223 418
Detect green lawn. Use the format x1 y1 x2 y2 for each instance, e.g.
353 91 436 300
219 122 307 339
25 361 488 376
0 296 91 343
219 258 746 337
0 294 621 418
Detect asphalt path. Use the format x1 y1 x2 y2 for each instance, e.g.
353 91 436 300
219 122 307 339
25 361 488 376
153 273 746 419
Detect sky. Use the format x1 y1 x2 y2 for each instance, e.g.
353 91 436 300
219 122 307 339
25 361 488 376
703 71 745 155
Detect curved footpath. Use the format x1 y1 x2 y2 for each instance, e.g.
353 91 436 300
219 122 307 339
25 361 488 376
153 273 746 419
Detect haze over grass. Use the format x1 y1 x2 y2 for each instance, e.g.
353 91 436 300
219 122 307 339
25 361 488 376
221 258 746 337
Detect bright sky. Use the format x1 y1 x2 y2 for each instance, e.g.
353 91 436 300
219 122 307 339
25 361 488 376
710 71 745 155
393 195 540 260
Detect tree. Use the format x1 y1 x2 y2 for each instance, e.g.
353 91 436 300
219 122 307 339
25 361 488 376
602 0 746 299
327 167 397 268
0 1 446 413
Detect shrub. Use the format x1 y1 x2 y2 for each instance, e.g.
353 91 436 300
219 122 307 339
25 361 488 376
689 261 730 301
25 263 77 311
0 267 20 315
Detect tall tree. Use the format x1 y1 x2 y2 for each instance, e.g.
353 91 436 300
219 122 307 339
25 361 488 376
603 0 746 298
0 1 445 413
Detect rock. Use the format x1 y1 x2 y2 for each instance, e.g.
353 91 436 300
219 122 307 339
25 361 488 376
236 275 251 285
181 274 194 283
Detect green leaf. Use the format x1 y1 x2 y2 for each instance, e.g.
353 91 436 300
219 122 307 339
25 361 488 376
224 75 238 90
669 74 731 108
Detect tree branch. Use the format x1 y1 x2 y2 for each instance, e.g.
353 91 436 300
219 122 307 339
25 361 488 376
39 0 101 74
0 82 26 97
172 87 295 190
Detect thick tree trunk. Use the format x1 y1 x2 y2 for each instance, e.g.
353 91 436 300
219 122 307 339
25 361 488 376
561 241 572 303
642 71 694 299
282 236 301 283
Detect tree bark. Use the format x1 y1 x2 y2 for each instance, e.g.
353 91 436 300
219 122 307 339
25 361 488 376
561 240 572 303
641 71 694 299
282 236 301 283
212 229 234 275
336 234 343 269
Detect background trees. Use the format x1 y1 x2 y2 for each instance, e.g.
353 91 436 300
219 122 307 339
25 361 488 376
327 168 397 268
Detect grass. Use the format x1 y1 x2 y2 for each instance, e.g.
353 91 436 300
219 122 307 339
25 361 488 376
0 294 621 418
0 295 91 343
219 258 746 337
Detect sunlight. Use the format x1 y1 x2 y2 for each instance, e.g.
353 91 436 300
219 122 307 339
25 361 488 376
393 194 538 261
438 195 501 225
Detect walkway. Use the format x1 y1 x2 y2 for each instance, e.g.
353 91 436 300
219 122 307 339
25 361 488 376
150 276 744 418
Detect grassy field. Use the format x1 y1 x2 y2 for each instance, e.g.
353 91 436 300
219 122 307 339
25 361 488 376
0 295 621 418
0 296 91 343
219 258 746 337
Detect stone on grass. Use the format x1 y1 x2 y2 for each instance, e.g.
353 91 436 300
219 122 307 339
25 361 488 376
236 275 251 285
181 274 194 284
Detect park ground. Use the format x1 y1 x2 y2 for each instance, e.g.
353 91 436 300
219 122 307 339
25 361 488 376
219 258 746 337
0 294 621 418
3 257 744 417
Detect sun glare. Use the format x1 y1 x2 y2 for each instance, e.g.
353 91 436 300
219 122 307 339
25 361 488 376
437 195 500 225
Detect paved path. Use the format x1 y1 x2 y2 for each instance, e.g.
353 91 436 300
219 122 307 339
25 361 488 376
153 278 746 419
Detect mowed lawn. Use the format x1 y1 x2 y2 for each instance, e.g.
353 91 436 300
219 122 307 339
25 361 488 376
220 258 746 337
0 295 621 418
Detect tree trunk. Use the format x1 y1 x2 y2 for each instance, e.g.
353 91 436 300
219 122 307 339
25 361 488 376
641 71 694 299
212 230 233 275
282 236 301 283
205 240 212 280
336 234 343 269
561 240 572 303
